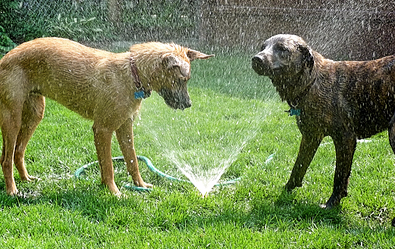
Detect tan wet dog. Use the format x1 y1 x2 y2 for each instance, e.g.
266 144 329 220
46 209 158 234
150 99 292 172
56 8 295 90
0 37 213 196
252 34 395 226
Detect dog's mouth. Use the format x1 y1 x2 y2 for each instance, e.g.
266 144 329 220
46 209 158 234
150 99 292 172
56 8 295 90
159 87 192 110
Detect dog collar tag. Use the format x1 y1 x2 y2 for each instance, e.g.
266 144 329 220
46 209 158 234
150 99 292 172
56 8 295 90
134 91 145 99
289 108 301 116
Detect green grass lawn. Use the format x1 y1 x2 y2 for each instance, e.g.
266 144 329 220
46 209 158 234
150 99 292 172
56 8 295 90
1 52 395 248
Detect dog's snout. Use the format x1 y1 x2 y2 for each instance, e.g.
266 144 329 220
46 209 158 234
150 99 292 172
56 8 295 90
252 55 264 65
176 96 192 110
159 87 192 110
252 55 266 75
181 99 192 110
185 99 192 108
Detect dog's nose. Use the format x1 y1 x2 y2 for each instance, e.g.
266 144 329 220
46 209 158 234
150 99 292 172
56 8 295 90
182 99 192 110
252 55 265 75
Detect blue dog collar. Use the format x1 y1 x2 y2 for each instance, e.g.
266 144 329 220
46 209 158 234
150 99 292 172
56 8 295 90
130 56 152 99
134 90 145 99
134 89 151 99
289 108 301 116
286 108 301 116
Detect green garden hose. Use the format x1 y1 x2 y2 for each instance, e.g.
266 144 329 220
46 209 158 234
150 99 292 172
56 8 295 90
75 154 274 192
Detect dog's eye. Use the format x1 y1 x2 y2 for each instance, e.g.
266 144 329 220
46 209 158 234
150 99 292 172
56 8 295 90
169 65 182 74
276 44 288 52
172 65 190 78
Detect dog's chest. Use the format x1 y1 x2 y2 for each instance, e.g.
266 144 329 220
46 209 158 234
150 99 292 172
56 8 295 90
295 95 338 135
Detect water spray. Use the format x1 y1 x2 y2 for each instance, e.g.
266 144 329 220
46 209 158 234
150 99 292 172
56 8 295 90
74 154 274 195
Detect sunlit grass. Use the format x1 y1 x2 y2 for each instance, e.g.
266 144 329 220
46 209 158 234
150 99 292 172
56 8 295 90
0 54 395 248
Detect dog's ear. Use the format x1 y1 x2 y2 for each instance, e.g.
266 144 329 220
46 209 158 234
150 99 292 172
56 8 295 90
299 45 314 71
187 49 214 61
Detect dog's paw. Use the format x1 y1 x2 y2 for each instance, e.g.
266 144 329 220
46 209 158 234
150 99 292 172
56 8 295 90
284 182 297 192
6 187 19 196
321 195 342 209
21 175 40 182
138 182 153 189
133 179 153 189
143 182 153 188
319 203 329 209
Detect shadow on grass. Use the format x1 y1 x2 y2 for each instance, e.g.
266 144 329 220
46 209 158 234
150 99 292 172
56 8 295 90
274 188 343 223
0 178 344 232
223 189 343 231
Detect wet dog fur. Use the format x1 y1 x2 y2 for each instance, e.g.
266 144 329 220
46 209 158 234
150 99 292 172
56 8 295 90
252 34 395 226
0 37 213 196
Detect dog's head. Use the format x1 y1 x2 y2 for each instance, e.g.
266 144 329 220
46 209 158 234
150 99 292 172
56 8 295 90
157 48 214 110
252 34 314 79
131 43 213 110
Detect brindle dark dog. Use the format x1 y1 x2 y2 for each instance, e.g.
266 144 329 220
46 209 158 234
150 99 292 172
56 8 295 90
252 34 395 226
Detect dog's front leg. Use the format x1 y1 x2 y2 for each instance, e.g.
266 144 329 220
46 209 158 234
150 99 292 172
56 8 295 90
92 124 120 195
285 134 323 191
324 132 357 209
116 118 153 188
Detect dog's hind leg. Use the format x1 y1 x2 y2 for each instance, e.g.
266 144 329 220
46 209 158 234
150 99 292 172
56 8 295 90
388 114 395 226
285 134 323 191
0 107 23 195
116 118 152 189
325 132 357 209
388 114 395 155
14 94 45 181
